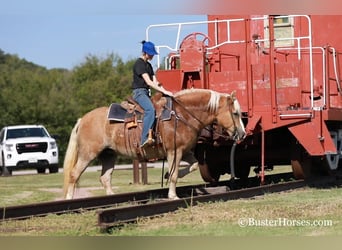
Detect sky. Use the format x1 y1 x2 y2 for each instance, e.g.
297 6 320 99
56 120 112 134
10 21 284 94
0 1 208 69
1 0 341 70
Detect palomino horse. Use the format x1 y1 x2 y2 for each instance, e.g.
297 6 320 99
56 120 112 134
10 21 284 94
63 89 246 200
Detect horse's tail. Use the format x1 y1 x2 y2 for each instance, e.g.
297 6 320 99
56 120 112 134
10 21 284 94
63 118 81 198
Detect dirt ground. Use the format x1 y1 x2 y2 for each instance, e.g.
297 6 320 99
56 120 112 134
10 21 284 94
41 187 103 200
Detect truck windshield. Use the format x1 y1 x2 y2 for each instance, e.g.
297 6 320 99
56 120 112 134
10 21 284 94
6 128 48 139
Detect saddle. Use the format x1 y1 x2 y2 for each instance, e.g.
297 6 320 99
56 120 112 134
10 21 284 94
107 94 173 162
107 97 142 129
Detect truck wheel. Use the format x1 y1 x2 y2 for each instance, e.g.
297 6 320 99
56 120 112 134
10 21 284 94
37 168 46 174
1 153 12 176
49 165 59 173
1 166 12 176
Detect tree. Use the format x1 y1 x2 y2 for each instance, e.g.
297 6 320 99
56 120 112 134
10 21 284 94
0 50 134 164
70 53 132 114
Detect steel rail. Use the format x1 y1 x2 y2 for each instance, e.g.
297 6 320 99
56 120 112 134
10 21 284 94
97 175 341 229
0 177 257 221
0 172 294 221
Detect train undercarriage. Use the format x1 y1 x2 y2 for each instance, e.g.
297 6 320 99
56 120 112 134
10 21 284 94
194 123 342 183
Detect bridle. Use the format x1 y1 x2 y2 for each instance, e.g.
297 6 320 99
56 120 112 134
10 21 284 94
170 97 241 141
229 99 242 141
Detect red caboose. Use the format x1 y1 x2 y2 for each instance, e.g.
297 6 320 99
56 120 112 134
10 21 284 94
147 15 342 182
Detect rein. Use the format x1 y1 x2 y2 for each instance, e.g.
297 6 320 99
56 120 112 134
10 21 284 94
162 97 201 184
163 95 237 183
169 97 208 131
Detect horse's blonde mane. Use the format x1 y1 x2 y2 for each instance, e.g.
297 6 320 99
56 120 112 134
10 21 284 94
174 88 228 114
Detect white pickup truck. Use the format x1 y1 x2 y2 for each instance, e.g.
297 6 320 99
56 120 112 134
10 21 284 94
0 125 59 176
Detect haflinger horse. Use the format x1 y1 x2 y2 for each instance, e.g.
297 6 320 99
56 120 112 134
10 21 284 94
63 88 246 200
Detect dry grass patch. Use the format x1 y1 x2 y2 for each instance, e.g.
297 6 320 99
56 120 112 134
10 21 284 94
114 187 342 236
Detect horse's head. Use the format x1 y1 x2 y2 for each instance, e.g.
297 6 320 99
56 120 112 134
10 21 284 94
216 91 246 142
172 89 246 142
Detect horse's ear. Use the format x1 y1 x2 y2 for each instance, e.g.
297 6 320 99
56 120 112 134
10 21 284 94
230 90 237 101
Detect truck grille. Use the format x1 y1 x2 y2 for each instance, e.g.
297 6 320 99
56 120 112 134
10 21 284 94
16 142 48 154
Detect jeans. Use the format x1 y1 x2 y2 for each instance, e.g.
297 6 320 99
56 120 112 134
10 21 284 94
132 88 156 145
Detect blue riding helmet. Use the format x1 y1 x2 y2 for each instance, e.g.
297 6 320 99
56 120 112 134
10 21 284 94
142 41 158 56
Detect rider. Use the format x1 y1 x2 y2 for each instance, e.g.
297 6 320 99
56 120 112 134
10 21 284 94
132 40 173 147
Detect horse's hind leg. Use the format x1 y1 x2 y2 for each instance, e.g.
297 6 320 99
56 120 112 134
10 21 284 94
165 151 198 179
178 150 198 178
98 149 116 195
66 158 91 199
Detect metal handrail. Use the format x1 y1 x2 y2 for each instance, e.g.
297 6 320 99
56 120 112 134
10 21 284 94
146 15 315 109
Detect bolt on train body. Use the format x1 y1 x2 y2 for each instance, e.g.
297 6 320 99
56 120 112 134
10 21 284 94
147 15 342 182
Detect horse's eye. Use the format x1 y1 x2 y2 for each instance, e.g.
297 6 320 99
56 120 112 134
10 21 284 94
233 112 240 117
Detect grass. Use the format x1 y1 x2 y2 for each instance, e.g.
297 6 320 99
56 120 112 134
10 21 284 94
0 164 341 236
0 172 64 206
109 187 342 236
0 164 204 207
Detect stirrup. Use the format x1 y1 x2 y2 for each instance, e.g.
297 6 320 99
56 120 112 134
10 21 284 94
140 138 155 147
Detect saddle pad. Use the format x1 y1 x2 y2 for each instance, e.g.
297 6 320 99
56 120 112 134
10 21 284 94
160 97 173 121
108 97 172 122
107 103 143 122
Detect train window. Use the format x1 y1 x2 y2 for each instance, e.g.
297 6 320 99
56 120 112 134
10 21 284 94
264 15 294 47
273 16 291 27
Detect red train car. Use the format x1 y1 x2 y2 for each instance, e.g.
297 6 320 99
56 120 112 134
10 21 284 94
147 15 342 182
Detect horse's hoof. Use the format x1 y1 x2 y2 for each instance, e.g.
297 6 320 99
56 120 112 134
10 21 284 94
168 195 180 200
189 162 199 172
65 195 73 200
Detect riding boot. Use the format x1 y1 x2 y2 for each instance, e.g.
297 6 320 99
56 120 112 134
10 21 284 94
148 129 154 144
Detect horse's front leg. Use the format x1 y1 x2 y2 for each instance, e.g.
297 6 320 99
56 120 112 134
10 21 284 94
167 151 183 200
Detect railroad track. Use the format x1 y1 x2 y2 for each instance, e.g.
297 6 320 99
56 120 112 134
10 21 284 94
1 172 340 230
0 174 257 221
97 176 342 230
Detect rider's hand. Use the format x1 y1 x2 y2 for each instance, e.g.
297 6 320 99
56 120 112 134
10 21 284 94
156 83 173 97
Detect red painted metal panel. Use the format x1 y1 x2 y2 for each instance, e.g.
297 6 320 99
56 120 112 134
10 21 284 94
154 15 342 162
156 69 182 92
288 116 337 155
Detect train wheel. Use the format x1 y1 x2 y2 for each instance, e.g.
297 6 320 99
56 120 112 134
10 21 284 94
292 129 342 179
291 159 310 179
314 155 337 176
290 139 311 179
291 155 336 179
198 163 219 183
290 136 312 180
235 165 251 179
